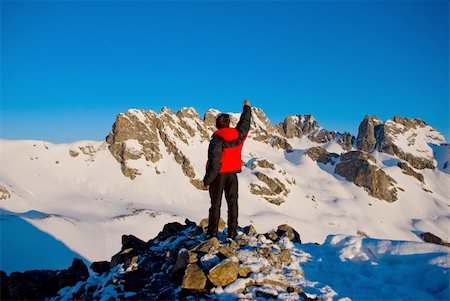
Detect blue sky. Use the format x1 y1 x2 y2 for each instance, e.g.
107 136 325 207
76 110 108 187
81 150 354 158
1 0 448 142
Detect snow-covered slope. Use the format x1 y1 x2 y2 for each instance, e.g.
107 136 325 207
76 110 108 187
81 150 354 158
0 107 449 276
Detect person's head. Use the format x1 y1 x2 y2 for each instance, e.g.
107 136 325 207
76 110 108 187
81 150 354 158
216 114 230 129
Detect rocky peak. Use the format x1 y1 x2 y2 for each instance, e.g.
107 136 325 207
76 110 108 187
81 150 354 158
106 107 205 181
249 108 277 142
356 115 383 153
337 131 355 151
378 116 446 169
277 114 320 139
203 109 221 129
176 107 200 120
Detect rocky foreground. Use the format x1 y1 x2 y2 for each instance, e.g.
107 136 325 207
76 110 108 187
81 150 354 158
58 220 310 300
2 219 449 301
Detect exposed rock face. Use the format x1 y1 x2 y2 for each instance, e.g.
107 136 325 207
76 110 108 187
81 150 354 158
397 162 425 183
0 186 11 200
356 115 382 153
356 115 446 170
249 159 294 205
337 132 355 151
106 108 202 181
251 159 275 170
278 114 320 139
304 146 339 165
250 108 276 142
419 232 450 248
68 149 79 157
51 220 307 300
308 129 337 143
335 151 398 202
271 136 293 153
377 116 445 169
2 258 88 300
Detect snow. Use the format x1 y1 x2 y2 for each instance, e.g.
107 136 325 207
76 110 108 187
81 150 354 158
384 119 446 161
127 109 148 124
300 235 450 300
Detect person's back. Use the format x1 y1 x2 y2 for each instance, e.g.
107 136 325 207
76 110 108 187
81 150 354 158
203 100 252 238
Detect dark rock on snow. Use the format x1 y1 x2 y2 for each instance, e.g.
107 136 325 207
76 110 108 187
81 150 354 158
335 151 398 202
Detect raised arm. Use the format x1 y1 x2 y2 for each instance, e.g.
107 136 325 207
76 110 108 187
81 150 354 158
235 100 252 139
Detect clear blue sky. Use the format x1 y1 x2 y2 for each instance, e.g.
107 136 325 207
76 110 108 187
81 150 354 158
1 0 448 143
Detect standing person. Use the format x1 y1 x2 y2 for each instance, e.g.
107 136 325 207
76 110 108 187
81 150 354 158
203 100 252 238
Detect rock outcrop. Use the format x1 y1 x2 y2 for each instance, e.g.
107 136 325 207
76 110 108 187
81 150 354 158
356 115 383 153
397 162 425 183
277 115 320 139
356 115 446 170
304 146 339 165
377 116 444 169
249 159 294 205
337 132 355 151
0 185 11 200
106 108 202 181
50 220 308 301
271 136 293 153
419 232 450 248
335 151 399 202
276 114 338 144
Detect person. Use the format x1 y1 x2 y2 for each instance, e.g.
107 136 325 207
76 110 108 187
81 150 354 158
203 100 252 238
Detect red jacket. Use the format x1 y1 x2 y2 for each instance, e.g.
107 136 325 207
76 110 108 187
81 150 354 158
203 105 252 185
214 128 247 173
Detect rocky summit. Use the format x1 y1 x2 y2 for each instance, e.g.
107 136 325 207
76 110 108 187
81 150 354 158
47 220 310 301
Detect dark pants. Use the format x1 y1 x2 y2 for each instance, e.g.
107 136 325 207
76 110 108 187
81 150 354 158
207 172 238 238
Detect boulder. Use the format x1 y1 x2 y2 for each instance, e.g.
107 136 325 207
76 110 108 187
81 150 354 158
121 234 148 251
335 151 398 202
90 261 111 275
182 263 207 291
157 222 185 240
192 237 220 254
277 224 302 243
110 247 136 267
172 249 190 274
208 258 239 287
243 225 257 236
